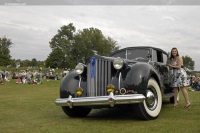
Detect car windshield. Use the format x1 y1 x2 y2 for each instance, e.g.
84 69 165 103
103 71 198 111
111 48 150 60
111 50 126 59
127 49 150 60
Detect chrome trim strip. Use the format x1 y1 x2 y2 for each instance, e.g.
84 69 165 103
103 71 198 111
55 92 145 107
105 60 108 95
78 75 82 88
119 72 121 89
126 49 127 59
108 61 111 85
87 63 91 96
101 60 104 96
95 59 98 96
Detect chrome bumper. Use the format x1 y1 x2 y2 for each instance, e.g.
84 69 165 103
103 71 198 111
55 92 145 108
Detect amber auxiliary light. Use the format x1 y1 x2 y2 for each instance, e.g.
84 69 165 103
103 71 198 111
76 87 83 96
106 84 115 93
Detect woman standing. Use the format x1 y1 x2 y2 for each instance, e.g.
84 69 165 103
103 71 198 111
166 47 191 108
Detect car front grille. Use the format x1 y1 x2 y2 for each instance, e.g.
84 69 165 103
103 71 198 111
87 58 112 97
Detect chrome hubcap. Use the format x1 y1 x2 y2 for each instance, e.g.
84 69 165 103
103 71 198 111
146 88 157 110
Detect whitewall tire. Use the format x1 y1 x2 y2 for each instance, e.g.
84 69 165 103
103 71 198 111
135 78 162 120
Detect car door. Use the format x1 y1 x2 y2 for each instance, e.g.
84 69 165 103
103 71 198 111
151 49 172 93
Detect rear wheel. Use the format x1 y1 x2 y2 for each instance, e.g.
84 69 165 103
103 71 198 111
62 106 91 117
134 78 162 120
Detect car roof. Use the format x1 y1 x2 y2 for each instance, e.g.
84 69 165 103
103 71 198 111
110 46 168 56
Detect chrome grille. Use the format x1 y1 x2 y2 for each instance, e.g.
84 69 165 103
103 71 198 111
87 58 112 97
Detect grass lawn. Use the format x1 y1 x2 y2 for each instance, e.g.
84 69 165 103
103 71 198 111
0 79 200 133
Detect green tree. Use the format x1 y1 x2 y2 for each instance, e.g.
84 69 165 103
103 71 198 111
48 23 119 69
182 55 195 70
0 36 13 66
73 28 119 64
10 59 16 67
37 61 45 68
49 23 75 51
31 58 37 67
22 59 31 67
49 23 76 68
45 48 66 68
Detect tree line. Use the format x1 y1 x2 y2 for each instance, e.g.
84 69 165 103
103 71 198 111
46 23 119 69
0 36 44 67
0 23 195 70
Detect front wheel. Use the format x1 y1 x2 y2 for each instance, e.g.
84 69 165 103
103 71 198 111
62 106 91 117
134 78 162 120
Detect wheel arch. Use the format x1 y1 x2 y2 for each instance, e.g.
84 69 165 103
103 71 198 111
150 73 161 89
149 69 164 96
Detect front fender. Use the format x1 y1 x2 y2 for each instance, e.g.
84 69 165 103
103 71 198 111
60 71 87 98
121 63 151 95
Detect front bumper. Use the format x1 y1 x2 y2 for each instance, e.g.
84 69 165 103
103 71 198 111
55 92 145 108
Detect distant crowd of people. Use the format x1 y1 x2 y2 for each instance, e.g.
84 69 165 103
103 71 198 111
189 75 200 91
14 70 43 84
0 68 63 85
0 70 11 84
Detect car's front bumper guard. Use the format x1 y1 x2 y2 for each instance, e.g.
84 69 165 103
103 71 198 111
55 92 146 108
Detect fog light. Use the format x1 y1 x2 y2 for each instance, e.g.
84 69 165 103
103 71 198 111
76 87 83 96
107 84 115 93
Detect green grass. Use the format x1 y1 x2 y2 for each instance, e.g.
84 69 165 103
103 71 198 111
0 79 200 133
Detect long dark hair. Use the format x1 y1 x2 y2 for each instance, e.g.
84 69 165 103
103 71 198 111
170 47 179 60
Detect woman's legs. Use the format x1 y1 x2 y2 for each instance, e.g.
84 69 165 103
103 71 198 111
181 87 191 106
173 88 179 106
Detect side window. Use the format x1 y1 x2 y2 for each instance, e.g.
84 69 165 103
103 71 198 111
157 51 163 62
152 50 157 62
163 53 168 64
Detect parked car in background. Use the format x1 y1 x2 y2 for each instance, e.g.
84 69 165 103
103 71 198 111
55 46 173 120
48 74 61 80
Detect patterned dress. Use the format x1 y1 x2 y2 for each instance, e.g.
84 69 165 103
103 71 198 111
170 61 190 88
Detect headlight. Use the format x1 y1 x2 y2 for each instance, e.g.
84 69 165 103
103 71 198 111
113 57 124 69
75 63 85 75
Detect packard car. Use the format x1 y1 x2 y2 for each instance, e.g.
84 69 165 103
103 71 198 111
55 46 173 120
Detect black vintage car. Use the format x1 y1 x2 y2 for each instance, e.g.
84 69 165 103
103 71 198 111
55 46 173 120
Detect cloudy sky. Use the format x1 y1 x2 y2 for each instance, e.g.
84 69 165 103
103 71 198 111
0 4 200 70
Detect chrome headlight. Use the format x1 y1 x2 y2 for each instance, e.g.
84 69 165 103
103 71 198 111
113 57 124 69
75 63 85 75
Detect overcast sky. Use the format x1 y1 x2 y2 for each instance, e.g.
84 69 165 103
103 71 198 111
0 5 200 70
